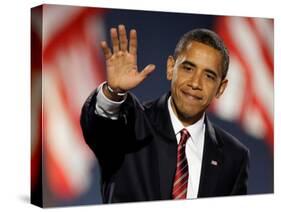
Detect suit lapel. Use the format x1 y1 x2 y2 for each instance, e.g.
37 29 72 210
151 94 224 199
197 117 223 197
155 133 177 200
152 93 178 200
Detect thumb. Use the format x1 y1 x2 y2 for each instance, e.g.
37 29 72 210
139 64 156 81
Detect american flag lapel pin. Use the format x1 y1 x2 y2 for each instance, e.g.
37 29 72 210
211 160 218 166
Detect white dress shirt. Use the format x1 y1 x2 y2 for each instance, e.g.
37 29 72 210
167 97 205 199
95 82 205 199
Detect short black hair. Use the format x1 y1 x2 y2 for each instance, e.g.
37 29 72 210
174 28 229 79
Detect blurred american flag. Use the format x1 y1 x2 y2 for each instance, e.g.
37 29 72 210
31 4 106 202
212 16 274 149
42 5 106 199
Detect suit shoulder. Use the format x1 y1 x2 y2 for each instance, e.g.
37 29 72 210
142 99 157 109
213 125 249 156
142 93 170 109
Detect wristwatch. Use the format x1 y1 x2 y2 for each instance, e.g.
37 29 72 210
105 82 127 97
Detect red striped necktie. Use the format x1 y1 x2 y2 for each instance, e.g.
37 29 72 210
172 128 190 199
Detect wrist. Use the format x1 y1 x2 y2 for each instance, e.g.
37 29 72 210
102 82 127 102
106 82 127 97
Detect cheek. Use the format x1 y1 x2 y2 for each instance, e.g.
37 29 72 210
171 78 184 99
203 84 220 103
171 82 179 100
171 70 186 88
171 69 179 83
170 72 180 92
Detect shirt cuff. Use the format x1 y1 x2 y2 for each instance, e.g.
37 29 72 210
95 82 127 119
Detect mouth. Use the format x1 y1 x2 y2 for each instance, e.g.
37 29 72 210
181 90 203 101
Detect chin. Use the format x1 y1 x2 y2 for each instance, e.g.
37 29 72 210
180 107 204 120
173 98 204 120
178 108 196 118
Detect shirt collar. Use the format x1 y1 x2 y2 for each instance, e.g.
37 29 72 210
167 96 205 146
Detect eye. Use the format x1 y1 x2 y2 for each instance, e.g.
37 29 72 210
183 65 192 71
206 73 216 80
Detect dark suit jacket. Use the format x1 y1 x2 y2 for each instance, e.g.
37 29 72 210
80 90 250 203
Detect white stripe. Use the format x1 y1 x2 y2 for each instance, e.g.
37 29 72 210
180 162 188 171
176 163 188 177
254 18 273 57
174 172 188 186
228 17 273 120
54 17 106 114
242 104 266 138
43 5 82 48
177 157 187 168
55 44 99 113
173 175 188 194
177 147 186 158
44 71 93 194
175 188 187 199
173 182 188 196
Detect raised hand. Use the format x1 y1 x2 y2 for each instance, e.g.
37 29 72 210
100 25 155 100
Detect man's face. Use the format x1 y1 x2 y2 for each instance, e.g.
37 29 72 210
167 41 228 125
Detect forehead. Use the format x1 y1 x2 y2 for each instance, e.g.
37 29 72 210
177 41 223 74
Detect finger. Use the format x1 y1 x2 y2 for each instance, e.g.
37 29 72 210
129 29 137 55
100 41 112 59
118 25 128 52
110 28 119 53
139 64 156 81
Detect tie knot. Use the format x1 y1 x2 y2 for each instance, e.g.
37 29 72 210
179 129 189 146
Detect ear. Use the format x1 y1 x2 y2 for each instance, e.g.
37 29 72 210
215 79 228 98
166 55 175 80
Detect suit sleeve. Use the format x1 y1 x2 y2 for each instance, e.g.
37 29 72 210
80 89 153 177
231 149 250 195
80 89 129 166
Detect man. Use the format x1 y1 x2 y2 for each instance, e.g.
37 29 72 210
80 25 250 203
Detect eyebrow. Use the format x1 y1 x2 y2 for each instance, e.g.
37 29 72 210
181 60 196 68
181 60 218 79
205 69 218 79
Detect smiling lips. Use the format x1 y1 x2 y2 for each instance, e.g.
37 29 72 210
181 90 203 101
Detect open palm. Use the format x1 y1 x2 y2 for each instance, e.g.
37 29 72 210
101 25 156 92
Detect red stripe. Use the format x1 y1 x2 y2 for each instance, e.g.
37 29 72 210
173 176 188 197
177 157 187 169
216 17 273 149
31 110 42 191
48 48 104 148
43 8 106 86
43 65 94 197
174 164 189 180
43 8 104 62
43 16 106 147
173 182 188 197
216 17 253 123
43 112 76 199
83 21 107 84
173 180 188 196
252 96 274 147
246 18 273 77
174 188 187 199
176 192 186 199
178 145 185 153
42 9 107 198
177 154 186 163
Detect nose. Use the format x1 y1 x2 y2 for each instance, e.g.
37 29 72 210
188 71 202 90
